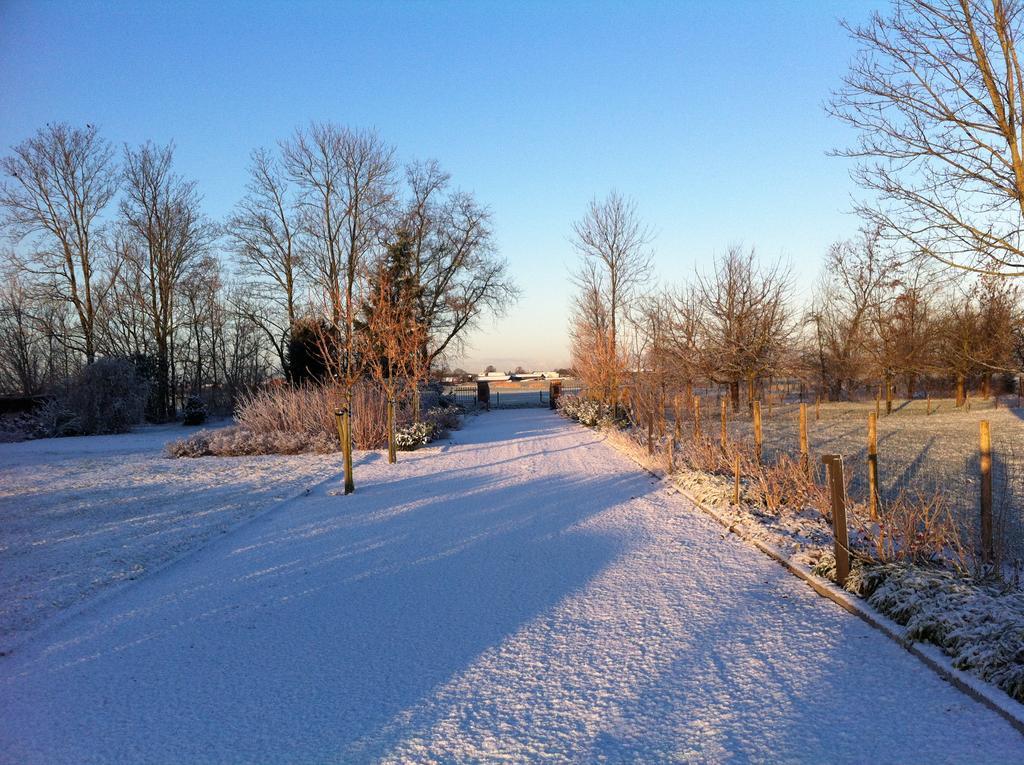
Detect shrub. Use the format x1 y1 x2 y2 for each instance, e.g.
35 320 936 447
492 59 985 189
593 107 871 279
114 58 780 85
557 395 615 427
814 554 1024 703
36 358 148 437
167 382 410 457
182 394 208 426
424 405 461 433
395 421 437 450
166 425 336 457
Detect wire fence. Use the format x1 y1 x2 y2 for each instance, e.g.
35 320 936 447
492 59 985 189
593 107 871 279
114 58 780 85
653 392 1024 567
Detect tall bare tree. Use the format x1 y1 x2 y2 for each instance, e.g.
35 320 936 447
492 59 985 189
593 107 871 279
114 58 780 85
697 247 793 411
570 191 653 406
807 227 896 400
225 148 302 376
119 141 215 420
281 125 395 381
0 266 45 395
0 123 119 364
831 0 1024 276
403 160 518 370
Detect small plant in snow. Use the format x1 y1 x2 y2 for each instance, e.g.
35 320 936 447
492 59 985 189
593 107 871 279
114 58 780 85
182 395 208 425
814 553 1024 702
395 421 437 450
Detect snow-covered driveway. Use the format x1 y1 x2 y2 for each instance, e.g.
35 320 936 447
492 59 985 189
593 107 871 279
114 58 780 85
1 409 1021 763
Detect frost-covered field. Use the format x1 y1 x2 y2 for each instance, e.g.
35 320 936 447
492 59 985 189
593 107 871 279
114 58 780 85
2 409 1022 763
0 424 341 653
715 398 1024 557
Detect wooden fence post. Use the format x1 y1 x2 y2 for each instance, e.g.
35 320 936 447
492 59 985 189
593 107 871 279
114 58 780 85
867 412 879 521
720 398 728 451
980 420 993 564
926 393 932 416
693 395 702 440
387 398 396 464
753 400 762 464
667 433 675 472
335 407 355 495
647 411 655 456
799 403 809 478
673 395 682 443
822 455 850 586
550 379 561 410
733 453 741 505
815 394 820 422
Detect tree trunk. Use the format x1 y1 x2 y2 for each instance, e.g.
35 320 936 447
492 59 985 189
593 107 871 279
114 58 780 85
730 380 740 412
956 374 966 407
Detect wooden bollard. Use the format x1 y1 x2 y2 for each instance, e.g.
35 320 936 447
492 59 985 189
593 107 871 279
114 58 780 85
980 420 993 564
693 396 701 440
867 412 879 521
875 394 880 420
822 455 850 586
815 394 820 422
387 398 397 464
926 394 932 416
335 408 355 495
720 398 728 451
733 453 741 505
799 403 809 477
753 400 763 464
647 411 654 456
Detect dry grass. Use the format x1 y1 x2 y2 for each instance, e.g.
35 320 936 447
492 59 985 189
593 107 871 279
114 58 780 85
169 383 412 457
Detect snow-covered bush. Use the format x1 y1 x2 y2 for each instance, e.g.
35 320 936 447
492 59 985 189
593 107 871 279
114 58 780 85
814 553 1024 702
0 411 44 443
557 395 614 427
167 383 463 457
166 425 336 457
395 421 437 451
425 405 460 434
182 394 208 426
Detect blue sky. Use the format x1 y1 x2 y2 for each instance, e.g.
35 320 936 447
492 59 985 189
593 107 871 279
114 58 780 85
0 0 878 371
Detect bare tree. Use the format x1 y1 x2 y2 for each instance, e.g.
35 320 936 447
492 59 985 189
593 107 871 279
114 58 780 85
119 141 215 420
281 123 396 390
0 123 119 364
807 227 896 400
0 266 45 394
697 247 793 411
662 284 704 401
569 257 620 404
831 0 1024 276
403 161 518 370
570 191 653 407
359 238 426 461
225 148 302 376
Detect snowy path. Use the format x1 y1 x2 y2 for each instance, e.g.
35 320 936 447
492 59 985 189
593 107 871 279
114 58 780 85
1 409 1022 763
